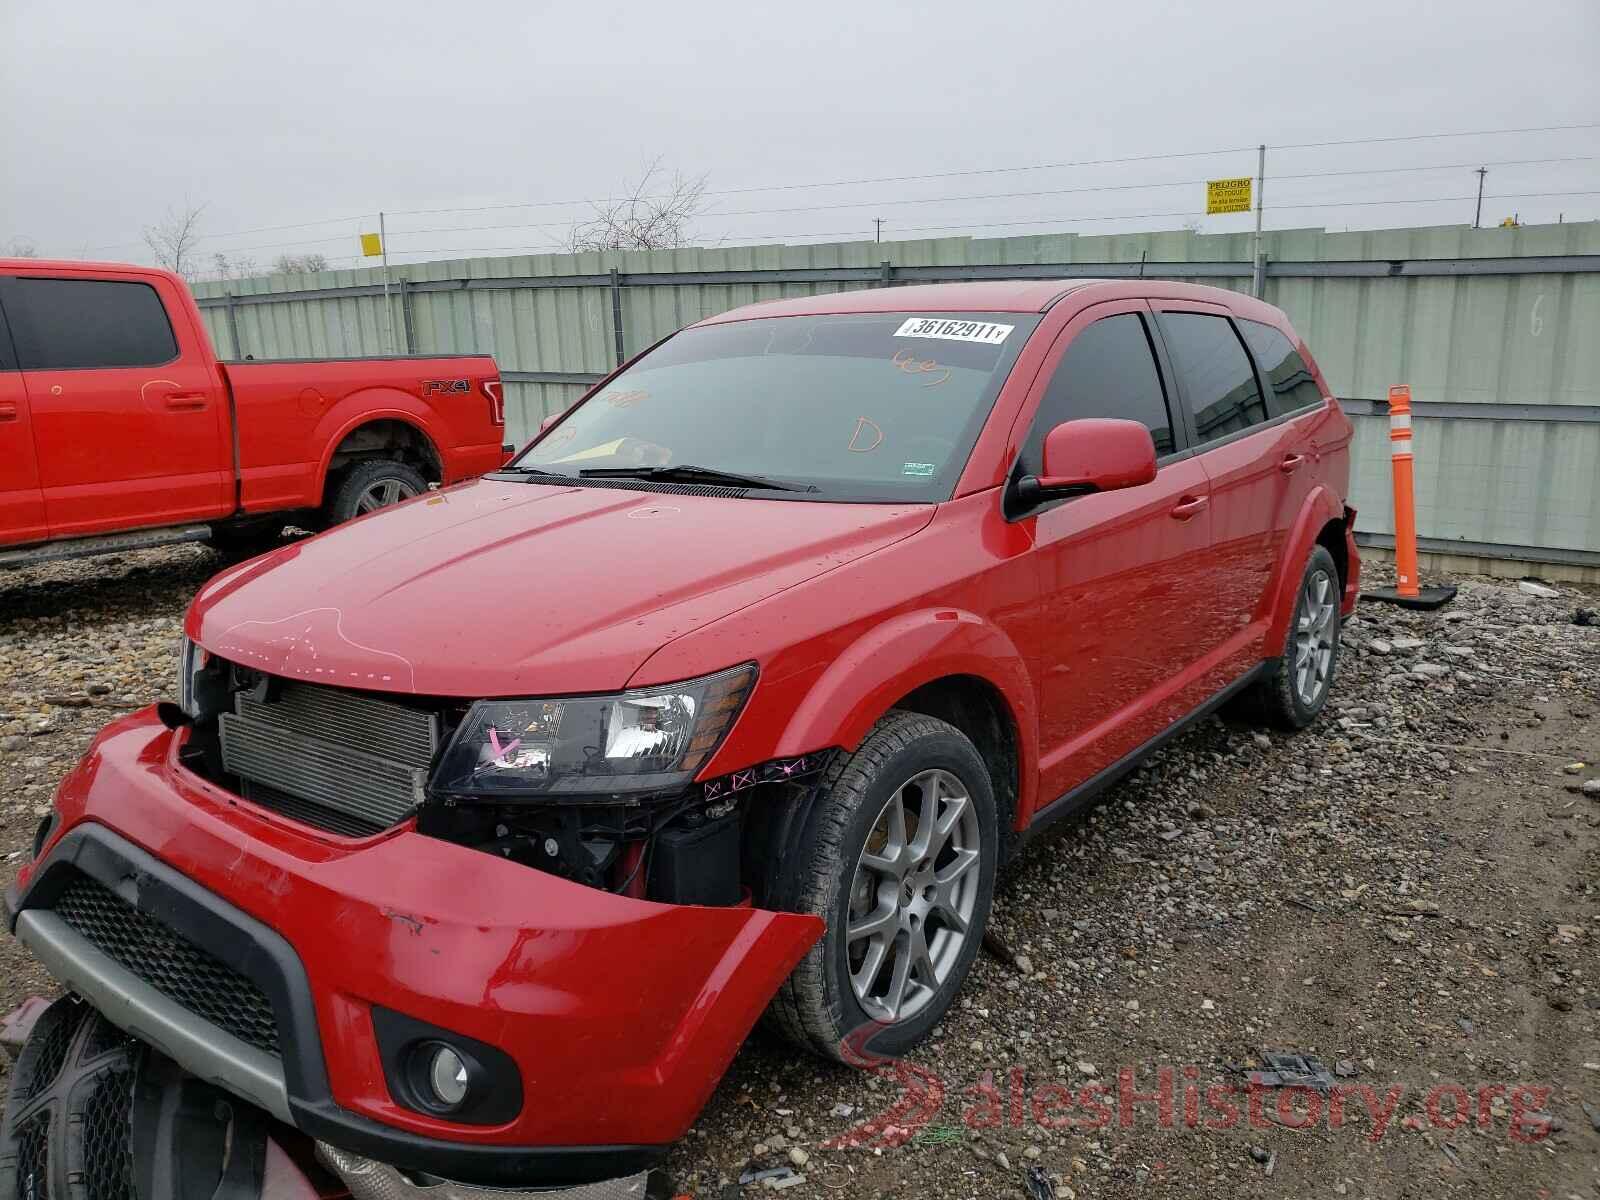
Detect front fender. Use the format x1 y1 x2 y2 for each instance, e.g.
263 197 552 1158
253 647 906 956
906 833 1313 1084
1262 486 1344 657
777 609 1039 827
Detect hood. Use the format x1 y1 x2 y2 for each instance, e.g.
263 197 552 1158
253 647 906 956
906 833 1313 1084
190 478 933 697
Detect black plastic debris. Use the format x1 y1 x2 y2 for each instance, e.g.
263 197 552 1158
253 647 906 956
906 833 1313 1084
1024 1164 1056 1200
1574 608 1597 627
1248 1051 1339 1093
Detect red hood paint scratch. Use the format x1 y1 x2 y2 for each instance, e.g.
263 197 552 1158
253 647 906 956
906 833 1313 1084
189 478 933 697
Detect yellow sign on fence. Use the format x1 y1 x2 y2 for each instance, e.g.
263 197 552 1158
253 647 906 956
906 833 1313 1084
1206 177 1253 215
359 232 383 257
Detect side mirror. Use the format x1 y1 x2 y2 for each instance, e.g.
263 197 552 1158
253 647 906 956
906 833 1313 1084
1015 418 1157 507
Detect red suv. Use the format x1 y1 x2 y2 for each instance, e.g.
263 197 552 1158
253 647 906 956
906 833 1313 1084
4 280 1357 1192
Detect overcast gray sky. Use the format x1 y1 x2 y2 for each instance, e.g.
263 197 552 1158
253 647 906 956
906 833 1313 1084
4 0 1598 273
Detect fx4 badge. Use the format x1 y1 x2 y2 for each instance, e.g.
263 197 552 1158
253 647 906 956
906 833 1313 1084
422 378 470 395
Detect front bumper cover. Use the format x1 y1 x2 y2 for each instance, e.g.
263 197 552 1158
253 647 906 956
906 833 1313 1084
6 709 822 1186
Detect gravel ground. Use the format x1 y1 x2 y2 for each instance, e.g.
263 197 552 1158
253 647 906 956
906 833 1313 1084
2 546 1597 1199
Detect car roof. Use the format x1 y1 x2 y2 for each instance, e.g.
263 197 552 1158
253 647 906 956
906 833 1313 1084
693 280 1097 324
693 278 1284 326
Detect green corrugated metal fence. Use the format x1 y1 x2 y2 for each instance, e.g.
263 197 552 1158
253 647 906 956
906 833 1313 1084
190 222 1600 566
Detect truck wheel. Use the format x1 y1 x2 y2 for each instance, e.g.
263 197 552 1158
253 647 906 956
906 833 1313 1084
324 460 428 526
1249 544 1342 729
0 995 141 1199
768 711 997 1061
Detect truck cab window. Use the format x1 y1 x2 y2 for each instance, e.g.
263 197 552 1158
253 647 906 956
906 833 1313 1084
5 277 178 370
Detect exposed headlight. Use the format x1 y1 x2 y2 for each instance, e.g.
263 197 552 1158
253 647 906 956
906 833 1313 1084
177 636 207 717
431 663 757 800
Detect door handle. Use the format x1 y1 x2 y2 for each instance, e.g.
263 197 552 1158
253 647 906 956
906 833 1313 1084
1279 453 1307 473
0 403 16 422
1169 495 1209 520
163 392 210 411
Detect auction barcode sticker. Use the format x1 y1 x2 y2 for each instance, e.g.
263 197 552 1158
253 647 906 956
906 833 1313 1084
894 317 1014 345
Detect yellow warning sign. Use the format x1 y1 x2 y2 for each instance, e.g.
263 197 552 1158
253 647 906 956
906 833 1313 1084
359 232 383 257
1206 177 1253 215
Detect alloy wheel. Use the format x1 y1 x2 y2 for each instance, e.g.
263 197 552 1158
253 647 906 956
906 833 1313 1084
1294 568 1337 706
846 769 982 1023
355 477 418 514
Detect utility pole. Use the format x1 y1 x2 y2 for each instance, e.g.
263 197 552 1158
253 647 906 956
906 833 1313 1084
379 210 394 355
1251 144 1266 298
875 217 883 244
1473 168 1487 229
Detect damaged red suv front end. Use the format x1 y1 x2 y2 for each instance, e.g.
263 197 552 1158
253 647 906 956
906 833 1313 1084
7 706 821 1185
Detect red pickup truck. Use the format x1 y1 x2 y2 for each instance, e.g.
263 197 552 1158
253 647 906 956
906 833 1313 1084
0 259 509 566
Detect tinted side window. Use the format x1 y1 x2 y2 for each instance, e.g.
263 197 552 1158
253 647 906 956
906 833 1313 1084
7 278 178 370
1156 312 1268 443
1022 313 1175 471
1240 320 1324 418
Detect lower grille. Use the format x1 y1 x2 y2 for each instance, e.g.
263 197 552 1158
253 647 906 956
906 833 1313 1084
53 874 280 1058
219 680 440 835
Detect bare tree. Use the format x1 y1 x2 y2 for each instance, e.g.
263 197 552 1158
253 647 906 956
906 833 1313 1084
271 252 329 274
566 160 708 252
208 252 260 281
143 204 206 279
4 237 38 258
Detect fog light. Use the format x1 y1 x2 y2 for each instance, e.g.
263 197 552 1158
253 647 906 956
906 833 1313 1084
426 1044 470 1109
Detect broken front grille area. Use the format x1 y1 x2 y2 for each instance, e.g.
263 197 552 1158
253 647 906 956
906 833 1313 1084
211 674 445 837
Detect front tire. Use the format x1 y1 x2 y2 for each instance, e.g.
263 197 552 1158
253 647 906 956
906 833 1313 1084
1251 544 1342 729
768 711 998 1061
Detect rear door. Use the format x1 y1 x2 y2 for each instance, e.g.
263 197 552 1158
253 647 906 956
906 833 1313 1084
1152 304 1308 676
0 295 47 546
1015 302 1223 804
0 272 231 537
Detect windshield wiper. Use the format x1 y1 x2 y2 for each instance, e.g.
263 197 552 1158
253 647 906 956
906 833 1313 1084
579 464 815 492
497 465 575 479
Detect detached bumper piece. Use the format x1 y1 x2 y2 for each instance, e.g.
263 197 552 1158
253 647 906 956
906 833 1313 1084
318 1143 648 1199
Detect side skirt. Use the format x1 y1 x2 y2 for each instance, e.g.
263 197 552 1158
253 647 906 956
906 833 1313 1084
1021 662 1267 843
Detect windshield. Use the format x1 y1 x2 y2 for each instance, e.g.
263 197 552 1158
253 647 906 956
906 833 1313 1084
511 311 1041 502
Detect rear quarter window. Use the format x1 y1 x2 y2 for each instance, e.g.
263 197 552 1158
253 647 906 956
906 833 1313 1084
1240 320 1325 418
3 277 179 370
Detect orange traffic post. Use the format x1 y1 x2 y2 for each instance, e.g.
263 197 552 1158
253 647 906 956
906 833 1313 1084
1390 384 1419 597
1361 384 1457 610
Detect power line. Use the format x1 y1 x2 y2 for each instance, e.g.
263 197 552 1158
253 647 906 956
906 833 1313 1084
381 156 1597 239
86 120 1600 253
1272 121 1600 152
337 188 1600 263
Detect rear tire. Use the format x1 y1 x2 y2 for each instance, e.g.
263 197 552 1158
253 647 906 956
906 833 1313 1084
322 459 428 527
1249 544 1342 729
767 711 998 1061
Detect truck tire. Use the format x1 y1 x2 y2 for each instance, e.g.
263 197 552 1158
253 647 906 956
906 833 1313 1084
1247 544 1343 729
767 711 997 1061
323 460 428 527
